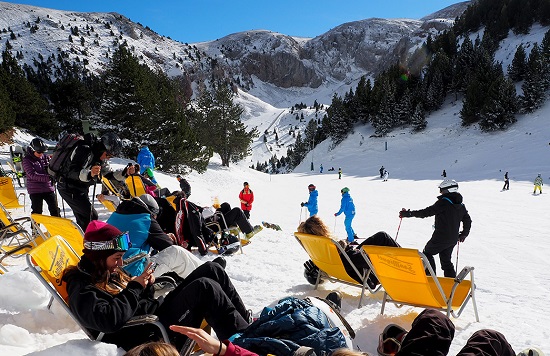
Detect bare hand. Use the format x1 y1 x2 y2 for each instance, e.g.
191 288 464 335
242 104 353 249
167 233 177 243
169 326 227 355
133 267 155 288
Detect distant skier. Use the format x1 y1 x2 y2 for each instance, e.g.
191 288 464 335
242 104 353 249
399 179 472 278
534 174 543 194
338 167 342 179
334 187 356 243
503 172 509 191
441 169 447 178
382 170 389 182
319 164 323 174
379 166 385 178
301 184 318 217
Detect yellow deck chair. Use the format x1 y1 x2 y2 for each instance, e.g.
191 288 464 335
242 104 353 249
101 176 122 197
0 203 40 259
30 214 85 252
361 245 479 321
100 199 117 212
26 235 170 344
0 177 26 210
125 175 147 198
165 195 177 210
294 232 381 308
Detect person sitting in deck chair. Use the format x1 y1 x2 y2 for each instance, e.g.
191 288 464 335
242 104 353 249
298 215 399 288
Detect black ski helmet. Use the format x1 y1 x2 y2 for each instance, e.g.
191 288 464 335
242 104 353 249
29 138 47 153
308 184 316 191
100 132 122 156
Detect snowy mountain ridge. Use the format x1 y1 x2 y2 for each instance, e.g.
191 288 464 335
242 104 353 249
0 1 469 107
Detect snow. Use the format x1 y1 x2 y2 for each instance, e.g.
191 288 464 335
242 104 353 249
2 89 550 355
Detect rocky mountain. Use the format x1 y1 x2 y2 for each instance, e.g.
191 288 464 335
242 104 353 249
0 1 469 106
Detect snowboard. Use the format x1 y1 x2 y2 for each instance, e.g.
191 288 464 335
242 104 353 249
262 221 282 231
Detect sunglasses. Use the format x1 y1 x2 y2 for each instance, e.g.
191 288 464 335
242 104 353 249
84 232 132 251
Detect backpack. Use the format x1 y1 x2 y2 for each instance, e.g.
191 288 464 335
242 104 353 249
174 196 213 255
47 133 85 180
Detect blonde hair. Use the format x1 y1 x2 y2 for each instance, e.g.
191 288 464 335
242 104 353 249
297 215 332 237
124 341 179 356
332 349 372 356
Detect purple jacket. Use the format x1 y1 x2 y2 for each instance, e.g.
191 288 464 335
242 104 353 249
22 146 54 194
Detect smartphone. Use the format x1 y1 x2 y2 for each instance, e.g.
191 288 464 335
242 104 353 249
146 262 158 273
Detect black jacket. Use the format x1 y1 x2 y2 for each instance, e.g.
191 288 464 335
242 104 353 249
63 256 160 347
397 309 455 356
410 192 472 246
113 198 174 251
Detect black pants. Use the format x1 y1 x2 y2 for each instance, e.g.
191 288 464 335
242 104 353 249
503 179 509 190
243 209 251 219
224 208 253 234
156 262 249 349
58 185 97 231
29 192 60 216
423 241 456 278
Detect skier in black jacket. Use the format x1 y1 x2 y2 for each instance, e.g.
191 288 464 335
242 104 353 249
399 179 472 278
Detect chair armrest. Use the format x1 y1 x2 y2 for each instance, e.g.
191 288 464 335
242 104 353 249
125 314 159 326
455 266 474 282
13 217 31 224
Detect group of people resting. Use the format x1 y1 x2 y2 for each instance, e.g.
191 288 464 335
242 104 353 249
59 204 541 355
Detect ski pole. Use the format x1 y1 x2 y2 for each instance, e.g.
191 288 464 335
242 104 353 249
90 175 98 222
395 217 403 241
455 241 460 276
333 215 338 234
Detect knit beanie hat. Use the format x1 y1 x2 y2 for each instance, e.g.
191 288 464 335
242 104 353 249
83 220 127 252
139 194 159 215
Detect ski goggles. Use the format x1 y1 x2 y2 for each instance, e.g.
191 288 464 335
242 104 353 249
84 231 132 251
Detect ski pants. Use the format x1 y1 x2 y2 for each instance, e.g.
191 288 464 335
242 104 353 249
29 192 60 217
151 245 203 280
534 184 542 194
423 240 456 278
224 208 253 234
58 185 97 231
344 214 355 242
156 262 249 349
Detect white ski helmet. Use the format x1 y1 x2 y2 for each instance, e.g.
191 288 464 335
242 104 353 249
439 179 459 193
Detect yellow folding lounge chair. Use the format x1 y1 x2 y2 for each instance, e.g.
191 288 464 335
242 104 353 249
0 203 40 259
0 177 26 210
294 232 381 308
30 214 85 251
361 245 479 321
101 176 122 197
125 175 147 198
26 235 171 345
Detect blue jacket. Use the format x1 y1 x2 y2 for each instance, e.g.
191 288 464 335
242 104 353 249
335 192 355 217
304 189 318 215
232 297 347 356
137 146 155 174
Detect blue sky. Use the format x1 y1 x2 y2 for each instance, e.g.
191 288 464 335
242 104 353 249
3 0 465 43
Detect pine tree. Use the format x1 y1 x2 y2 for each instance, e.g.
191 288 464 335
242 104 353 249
326 94 350 145
521 43 545 112
479 71 518 131
508 44 527 81
410 103 427 132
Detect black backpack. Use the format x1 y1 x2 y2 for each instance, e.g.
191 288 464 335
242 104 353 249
47 133 85 180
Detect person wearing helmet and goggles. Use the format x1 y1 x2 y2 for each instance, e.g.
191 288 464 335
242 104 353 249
399 179 472 278
301 184 318 217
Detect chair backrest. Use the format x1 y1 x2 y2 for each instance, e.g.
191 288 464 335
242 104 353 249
125 175 147 198
165 195 177 210
294 232 358 285
101 177 122 197
0 202 35 244
100 199 117 212
0 177 24 209
361 245 473 310
31 214 85 252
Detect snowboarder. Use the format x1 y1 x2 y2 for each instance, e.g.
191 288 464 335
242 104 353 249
379 166 385 178
382 170 389 182
338 167 342 179
534 174 543 194
301 184 318 216
399 179 472 278
239 182 254 219
503 172 509 190
319 164 323 173
441 169 447 178
334 187 356 243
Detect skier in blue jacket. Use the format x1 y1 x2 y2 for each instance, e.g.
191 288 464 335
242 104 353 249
301 184 318 216
334 187 356 243
137 142 155 175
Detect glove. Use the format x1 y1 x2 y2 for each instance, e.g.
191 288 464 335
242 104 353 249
334 213 338 216
399 209 412 218
458 231 467 242
300 202 305 207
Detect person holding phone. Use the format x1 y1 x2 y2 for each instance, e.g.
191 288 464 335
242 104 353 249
62 220 251 351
